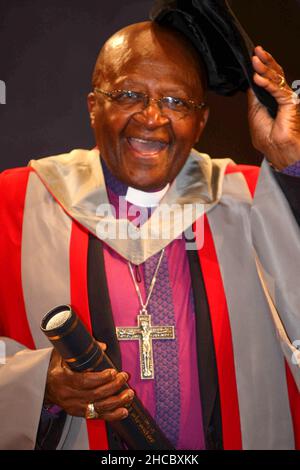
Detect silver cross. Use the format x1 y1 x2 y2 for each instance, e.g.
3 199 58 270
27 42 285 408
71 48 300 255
116 312 175 379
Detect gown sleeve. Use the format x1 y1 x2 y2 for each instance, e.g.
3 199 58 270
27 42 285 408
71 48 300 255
0 337 53 449
251 160 300 390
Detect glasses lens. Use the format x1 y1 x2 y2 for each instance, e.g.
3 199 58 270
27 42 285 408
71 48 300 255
161 96 192 119
111 90 145 110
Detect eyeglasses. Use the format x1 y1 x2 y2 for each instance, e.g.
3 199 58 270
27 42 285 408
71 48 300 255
94 88 206 120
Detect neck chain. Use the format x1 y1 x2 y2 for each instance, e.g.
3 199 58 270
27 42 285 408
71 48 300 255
116 247 175 380
128 248 165 315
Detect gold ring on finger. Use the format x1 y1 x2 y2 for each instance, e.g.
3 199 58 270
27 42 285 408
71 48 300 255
277 74 286 90
85 402 99 420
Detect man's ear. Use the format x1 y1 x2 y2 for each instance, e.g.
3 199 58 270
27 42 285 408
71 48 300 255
87 92 97 128
195 105 210 143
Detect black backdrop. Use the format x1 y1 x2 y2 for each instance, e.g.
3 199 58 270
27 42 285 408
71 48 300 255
0 0 299 172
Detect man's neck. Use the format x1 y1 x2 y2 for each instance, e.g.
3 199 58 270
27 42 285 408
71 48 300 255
101 158 169 208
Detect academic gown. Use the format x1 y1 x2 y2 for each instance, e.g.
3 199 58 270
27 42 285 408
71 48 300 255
0 148 299 450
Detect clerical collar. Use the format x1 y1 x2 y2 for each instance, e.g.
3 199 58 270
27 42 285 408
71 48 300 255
125 185 169 207
101 157 169 208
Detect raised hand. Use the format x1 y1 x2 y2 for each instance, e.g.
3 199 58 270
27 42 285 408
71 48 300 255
248 45 300 170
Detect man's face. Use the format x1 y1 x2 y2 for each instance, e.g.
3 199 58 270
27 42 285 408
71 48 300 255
88 27 209 190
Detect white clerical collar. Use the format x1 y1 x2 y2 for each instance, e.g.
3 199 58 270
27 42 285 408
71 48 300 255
125 184 170 207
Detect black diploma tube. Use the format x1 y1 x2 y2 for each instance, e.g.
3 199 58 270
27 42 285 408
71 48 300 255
41 304 174 450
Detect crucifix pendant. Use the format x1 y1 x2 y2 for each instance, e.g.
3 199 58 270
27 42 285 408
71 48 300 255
116 310 175 380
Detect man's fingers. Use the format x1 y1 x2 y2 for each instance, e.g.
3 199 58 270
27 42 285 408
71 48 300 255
254 46 283 75
98 408 129 422
46 369 131 414
253 72 295 105
68 370 130 398
88 372 130 400
68 388 134 421
55 366 131 399
252 55 283 86
93 388 135 422
68 368 119 391
94 389 135 414
251 45 297 105
50 397 128 421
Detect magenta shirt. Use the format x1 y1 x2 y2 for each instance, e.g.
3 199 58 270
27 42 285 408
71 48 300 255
102 184 205 450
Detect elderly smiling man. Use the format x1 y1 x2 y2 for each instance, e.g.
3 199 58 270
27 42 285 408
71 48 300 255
0 10 300 451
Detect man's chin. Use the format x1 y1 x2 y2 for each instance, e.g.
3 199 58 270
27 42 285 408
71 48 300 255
120 148 172 189
124 147 170 168
125 174 170 192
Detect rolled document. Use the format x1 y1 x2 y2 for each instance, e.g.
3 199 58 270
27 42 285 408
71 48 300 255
41 305 174 450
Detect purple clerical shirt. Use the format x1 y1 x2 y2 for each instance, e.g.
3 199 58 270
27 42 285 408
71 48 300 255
101 161 205 450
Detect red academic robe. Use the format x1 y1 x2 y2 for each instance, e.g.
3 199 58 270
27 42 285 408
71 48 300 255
0 150 299 449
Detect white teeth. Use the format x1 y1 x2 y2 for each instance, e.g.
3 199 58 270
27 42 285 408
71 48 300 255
130 137 167 145
131 138 149 144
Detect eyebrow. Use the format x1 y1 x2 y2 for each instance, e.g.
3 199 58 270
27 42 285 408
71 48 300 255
112 75 196 97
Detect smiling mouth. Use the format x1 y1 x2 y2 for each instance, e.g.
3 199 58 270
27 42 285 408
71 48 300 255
127 137 169 156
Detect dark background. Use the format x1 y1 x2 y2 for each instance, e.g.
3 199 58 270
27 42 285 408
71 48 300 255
0 0 299 172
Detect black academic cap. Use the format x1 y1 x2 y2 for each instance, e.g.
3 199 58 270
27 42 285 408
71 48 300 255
150 0 277 117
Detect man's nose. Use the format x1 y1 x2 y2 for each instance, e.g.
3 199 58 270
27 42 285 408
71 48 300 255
132 101 170 127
